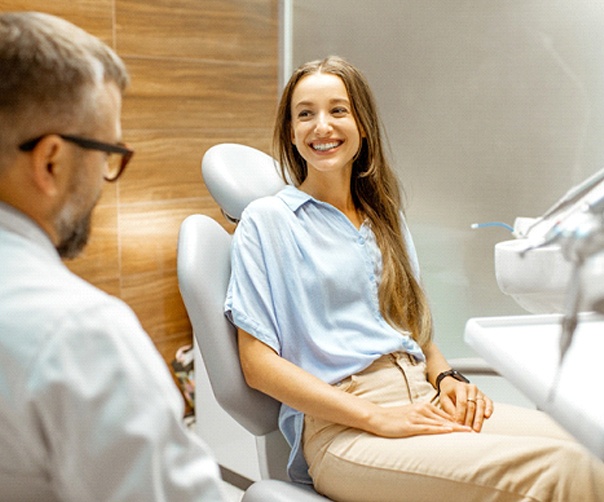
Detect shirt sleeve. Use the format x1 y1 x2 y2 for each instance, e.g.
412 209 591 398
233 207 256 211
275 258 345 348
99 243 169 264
30 299 227 502
224 208 283 355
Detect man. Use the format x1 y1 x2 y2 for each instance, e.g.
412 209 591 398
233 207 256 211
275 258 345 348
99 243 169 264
0 12 227 500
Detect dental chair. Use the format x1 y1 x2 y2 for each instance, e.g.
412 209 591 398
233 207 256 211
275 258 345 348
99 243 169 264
178 144 328 501
177 143 498 502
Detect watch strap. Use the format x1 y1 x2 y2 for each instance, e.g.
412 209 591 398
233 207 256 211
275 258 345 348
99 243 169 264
435 369 470 395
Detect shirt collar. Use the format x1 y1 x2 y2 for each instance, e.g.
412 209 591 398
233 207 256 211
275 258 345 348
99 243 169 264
0 201 59 259
275 185 372 232
275 185 314 212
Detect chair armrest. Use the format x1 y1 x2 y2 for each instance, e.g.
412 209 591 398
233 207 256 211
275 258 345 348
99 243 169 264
448 357 499 376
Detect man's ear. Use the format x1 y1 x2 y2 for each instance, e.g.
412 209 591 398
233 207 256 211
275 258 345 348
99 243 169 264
29 135 65 197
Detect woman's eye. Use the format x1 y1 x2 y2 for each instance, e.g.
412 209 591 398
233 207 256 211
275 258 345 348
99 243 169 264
332 107 348 116
297 110 312 119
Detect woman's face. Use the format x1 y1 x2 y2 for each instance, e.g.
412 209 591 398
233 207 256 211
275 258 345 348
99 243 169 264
290 72 362 179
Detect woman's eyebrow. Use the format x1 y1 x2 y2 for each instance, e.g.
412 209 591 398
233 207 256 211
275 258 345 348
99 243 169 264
293 97 350 108
293 100 314 109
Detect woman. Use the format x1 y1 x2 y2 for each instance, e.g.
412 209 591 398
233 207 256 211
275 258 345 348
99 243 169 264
225 56 604 501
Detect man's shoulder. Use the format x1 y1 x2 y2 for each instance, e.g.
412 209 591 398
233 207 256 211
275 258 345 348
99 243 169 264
1 240 136 345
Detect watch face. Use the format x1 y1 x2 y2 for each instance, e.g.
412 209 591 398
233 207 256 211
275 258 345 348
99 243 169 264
450 370 469 383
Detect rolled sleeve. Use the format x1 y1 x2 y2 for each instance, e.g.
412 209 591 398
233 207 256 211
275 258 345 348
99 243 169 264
225 213 283 355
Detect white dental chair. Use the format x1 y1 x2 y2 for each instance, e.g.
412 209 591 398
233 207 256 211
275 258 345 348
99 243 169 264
178 144 328 501
177 143 498 502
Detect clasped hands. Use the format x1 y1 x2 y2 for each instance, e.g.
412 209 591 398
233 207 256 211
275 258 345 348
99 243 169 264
437 377 493 432
367 380 493 438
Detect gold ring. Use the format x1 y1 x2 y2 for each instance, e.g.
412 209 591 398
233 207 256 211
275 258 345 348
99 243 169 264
467 399 476 403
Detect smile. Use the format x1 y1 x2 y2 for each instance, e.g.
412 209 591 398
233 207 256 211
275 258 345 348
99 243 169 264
311 141 341 152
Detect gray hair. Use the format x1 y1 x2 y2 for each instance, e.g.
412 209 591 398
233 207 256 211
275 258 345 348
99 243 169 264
0 12 129 169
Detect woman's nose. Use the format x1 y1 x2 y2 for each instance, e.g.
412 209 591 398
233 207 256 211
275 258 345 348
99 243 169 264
314 112 332 136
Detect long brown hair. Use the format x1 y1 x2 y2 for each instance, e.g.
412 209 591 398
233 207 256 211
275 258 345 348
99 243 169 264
273 56 433 348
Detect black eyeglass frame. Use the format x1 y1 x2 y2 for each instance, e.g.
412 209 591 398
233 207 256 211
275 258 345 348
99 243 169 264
19 134 134 182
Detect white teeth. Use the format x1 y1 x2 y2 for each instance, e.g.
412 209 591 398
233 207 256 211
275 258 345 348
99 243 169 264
312 141 339 151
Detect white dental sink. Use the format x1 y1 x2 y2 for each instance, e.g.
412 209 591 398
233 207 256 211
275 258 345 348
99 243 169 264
493 171 604 314
495 238 604 314
495 239 573 314
465 313 604 460
476 174 604 459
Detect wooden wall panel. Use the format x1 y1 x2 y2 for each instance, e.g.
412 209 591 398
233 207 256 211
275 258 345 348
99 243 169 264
0 0 114 44
122 57 277 129
120 129 273 205
116 0 277 64
0 0 279 374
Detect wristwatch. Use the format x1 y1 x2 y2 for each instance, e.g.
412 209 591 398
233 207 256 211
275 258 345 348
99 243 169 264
435 369 470 396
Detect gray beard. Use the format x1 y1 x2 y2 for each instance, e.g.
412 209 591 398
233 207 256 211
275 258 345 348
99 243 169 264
55 207 93 260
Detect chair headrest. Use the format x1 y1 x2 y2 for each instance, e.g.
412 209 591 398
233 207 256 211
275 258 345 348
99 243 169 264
201 143 286 222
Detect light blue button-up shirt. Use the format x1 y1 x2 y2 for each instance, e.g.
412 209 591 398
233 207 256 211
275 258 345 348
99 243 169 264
225 185 425 484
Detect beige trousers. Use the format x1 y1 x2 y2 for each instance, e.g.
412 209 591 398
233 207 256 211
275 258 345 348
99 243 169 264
303 352 604 502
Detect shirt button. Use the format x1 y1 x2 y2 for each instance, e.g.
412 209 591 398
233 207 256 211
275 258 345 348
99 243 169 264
357 236 365 245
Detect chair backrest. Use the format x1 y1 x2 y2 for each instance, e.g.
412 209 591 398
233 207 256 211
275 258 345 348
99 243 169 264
177 214 280 436
178 211 330 491
178 143 295 482
202 143 285 222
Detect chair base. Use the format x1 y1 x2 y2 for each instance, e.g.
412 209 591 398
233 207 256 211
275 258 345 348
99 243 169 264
242 479 331 501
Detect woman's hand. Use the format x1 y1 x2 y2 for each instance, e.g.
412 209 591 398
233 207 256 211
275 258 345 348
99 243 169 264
423 341 494 432
367 402 472 438
238 330 473 439
438 378 494 432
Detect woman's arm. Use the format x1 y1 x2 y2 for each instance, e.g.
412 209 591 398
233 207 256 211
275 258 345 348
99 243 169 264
424 341 494 431
238 329 471 438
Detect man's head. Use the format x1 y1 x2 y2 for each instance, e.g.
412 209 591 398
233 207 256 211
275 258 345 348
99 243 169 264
0 12 131 258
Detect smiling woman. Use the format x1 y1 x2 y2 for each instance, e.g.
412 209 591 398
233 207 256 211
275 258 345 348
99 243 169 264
291 73 363 212
225 55 604 502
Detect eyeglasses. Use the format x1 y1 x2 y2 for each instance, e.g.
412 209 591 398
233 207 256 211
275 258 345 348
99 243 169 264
19 134 134 182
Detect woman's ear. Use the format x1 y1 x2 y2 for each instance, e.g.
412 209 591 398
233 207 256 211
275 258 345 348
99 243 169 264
29 135 65 197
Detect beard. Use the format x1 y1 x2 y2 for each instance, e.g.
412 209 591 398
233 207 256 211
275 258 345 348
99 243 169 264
54 164 101 259
55 206 94 259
